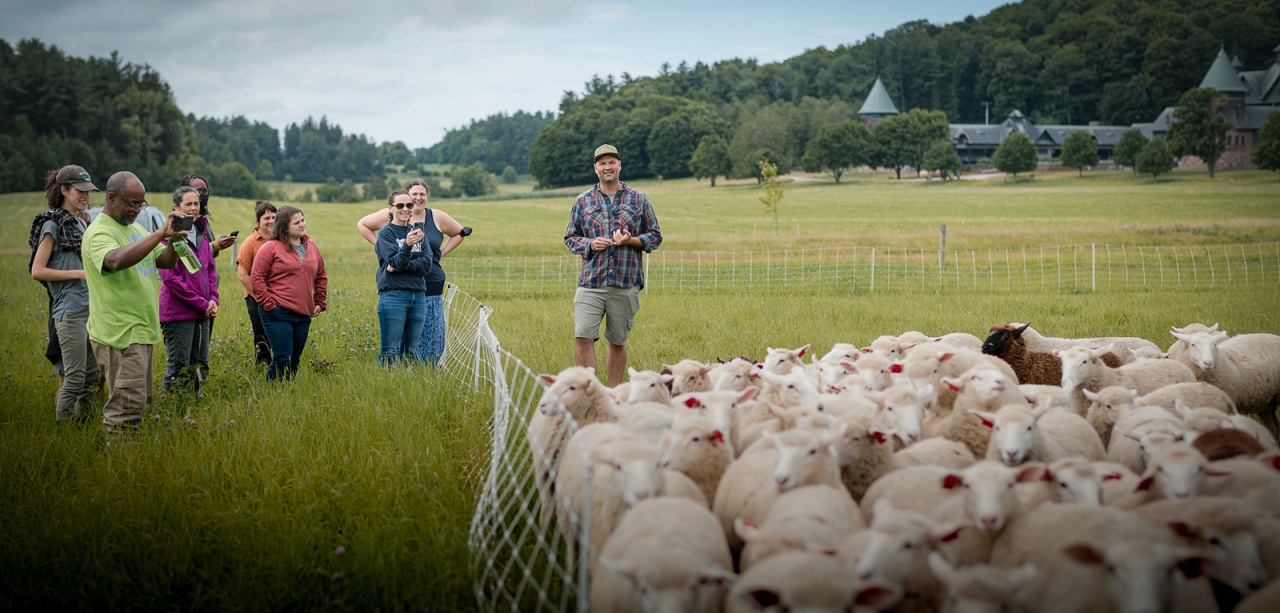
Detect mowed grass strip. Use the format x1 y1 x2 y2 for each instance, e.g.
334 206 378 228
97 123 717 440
0 170 1277 610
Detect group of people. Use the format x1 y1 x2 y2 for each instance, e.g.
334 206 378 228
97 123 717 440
28 141 656 433
27 165 474 433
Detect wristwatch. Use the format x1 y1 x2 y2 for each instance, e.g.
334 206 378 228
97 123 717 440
459 226 473 237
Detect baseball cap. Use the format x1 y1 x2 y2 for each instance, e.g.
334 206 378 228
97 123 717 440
55 165 99 192
593 144 620 163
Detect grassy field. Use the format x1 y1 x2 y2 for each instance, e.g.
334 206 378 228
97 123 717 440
1 169 1278 611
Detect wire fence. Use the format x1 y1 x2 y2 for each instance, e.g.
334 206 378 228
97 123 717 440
445 242 1280 295
438 284 588 612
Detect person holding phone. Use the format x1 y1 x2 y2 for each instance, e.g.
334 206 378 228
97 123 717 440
374 190 433 366
158 186 219 392
356 178 468 365
250 206 327 381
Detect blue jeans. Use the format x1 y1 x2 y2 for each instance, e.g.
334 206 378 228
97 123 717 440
378 290 427 365
258 305 311 380
416 294 445 365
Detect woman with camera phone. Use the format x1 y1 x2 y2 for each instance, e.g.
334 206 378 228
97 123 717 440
374 190 433 366
158 186 219 392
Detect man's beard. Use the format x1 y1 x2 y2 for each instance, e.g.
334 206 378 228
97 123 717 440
121 211 139 226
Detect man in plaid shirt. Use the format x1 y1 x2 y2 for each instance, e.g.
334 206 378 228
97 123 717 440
564 144 662 386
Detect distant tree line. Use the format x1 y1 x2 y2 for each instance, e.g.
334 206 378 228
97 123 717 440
416 111 554 175
524 0 1279 188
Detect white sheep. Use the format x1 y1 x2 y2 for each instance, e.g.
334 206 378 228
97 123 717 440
854 352 895 392
820 342 862 364
1136 381 1238 415
1197 453 1280 516
673 388 759 456
940 366 1030 417
929 332 984 352
707 357 763 393
1015 457 1128 511
527 366 620 526
735 484 864 570
1081 386 1138 450
664 359 715 395
1059 345 1197 415
659 413 736 504
1110 443 1219 508
864 335 904 360
592 497 734 613
1018 384 1073 414
1169 329 1280 437
877 381 933 446
854 499 968 612
615 402 676 443
927 553 1038 613
727 551 872 613
1167 323 1221 364
892 438 977 470
614 368 674 405
814 359 862 393
900 345 1020 415
1094 460 1143 506
1105 405 1186 473
769 428 846 492
974 403 1106 466
763 344 811 374
1134 497 1268 595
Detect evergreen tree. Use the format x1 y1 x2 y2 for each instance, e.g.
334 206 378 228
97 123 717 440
1168 88 1232 178
501 165 519 184
994 132 1038 180
1060 131 1099 177
1250 110 1280 180
1113 129 1149 176
1135 139 1176 182
801 121 871 183
689 134 732 186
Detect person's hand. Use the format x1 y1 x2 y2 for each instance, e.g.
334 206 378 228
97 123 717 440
590 237 613 251
215 234 236 250
160 212 188 238
612 229 632 246
312 305 322 317
72 270 87 281
406 229 424 246
386 264 397 272
205 300 218 317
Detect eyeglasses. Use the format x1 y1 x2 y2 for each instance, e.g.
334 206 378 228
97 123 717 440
392 202 414 210
113 193 148 210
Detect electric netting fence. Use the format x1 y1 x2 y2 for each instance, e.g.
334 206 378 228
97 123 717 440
445 243 1280 296
440 284 596 612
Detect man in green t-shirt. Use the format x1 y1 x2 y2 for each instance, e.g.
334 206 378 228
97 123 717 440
83 171 183 433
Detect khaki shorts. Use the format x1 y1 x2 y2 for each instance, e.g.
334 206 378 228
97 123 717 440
574 286 641 346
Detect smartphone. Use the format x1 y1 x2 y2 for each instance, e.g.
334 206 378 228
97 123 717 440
172 215 193 232
229 230 240 237
412 221 425 233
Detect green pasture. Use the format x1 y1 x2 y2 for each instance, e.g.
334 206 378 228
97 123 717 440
1 170 1279 611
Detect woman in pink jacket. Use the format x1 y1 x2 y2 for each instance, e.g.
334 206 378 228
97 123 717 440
251 205 328 381
159 186 219 392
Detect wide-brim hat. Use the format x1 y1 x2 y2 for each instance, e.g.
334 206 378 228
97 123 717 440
593 144 620 162
55 165 99 192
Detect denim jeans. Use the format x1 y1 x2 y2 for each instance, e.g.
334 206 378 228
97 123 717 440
377 290 427 366
245 296 272 365
416 294 446 365
258 305 311 381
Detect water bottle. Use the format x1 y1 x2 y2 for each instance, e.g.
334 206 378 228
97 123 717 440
172 239 201 274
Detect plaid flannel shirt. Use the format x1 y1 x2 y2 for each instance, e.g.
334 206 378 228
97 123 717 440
564 182 662 288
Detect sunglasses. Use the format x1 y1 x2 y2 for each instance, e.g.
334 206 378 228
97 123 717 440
392 202 414 210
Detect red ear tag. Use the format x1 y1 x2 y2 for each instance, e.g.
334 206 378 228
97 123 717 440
946 381 960 392
1135 475 1155 492
871 431 888 445
941 474 962 489
889 363 903 374
683 397 701 408
711 430 725 443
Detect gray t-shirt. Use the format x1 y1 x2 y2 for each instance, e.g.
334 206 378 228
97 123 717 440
39 219 90 320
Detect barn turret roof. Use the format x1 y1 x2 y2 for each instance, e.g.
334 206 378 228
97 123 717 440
1200 47 1247 94
858 77 899 116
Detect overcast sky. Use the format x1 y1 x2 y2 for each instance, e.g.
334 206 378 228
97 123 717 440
1 0 1009 149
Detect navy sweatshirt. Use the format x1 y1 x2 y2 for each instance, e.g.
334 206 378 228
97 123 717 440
375 223 433 292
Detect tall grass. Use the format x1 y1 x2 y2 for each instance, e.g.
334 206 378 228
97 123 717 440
0 170 1277 610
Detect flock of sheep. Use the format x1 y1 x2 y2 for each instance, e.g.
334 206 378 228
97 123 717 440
525 323 1280 613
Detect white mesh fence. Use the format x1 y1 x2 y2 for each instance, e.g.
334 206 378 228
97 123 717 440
439 284 595 612
445 242 1280 295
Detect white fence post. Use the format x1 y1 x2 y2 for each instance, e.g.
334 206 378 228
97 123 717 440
1091 243 1096 292
870 247 876 292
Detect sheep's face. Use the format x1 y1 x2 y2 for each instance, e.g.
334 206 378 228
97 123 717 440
966 369 1010 403
1183 526 1267 594
710 362 753 392
1136 430 1182 467
868 336 903 360
1058 349 1093 389
903 357 942 392
881 384 928 445
661 419 729 472
1047 461 1105 506
772 432 830 491
1149 446 1208 499
858 512 961 585
820 343 860 364
1088 387 1138 422
815 361 857 390
614 456 664 506
763 344 809 375
990 407 1041 466
537 369 596 416
1063 541 1202 613
760 370 820 409
1174 331 1227 371
626 370 673 405
981 326 1015 357
957 462 1020 532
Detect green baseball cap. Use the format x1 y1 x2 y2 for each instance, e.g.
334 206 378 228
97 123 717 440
593 144 620 162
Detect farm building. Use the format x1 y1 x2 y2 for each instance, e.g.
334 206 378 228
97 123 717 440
947 110 1129 164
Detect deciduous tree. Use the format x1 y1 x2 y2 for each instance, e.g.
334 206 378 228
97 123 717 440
1135 138 1175 182
1250 110 1280 180
1113 129 1149 176
758 161 784 232
1167 87 1232 178
801 120 871 183
921 140 962 179
689 134 732 186
1060 131 1099 177
994 132 1038 180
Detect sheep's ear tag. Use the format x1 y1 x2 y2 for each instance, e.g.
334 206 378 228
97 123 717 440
945 381 961 392
938 526 965 543
1103 472 1123 482
1205 468 1233 478
1135 475 1155 492
796 346 807 357
871 431 888 445
1168 522 1197 539
862 347 874 353
975 414 995 428
889 363 903 374
711 430 725 443
941 474 962 490
683 397 702 409
1263 455 1280 472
